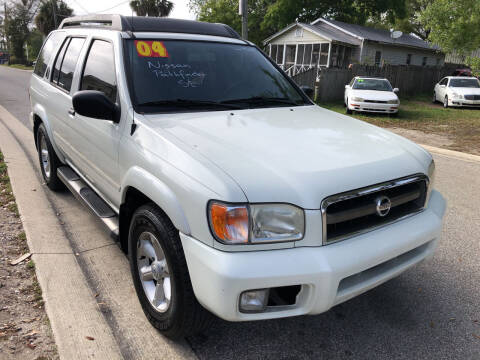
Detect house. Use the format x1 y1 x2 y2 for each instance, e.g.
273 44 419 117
263 18 445 76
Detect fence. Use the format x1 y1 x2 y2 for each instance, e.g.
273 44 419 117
292 64 464 102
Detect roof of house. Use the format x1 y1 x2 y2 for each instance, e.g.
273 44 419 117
312 18 439 51
262 22 361 46
264 17 440 52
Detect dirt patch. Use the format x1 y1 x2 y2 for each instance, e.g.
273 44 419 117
386 127 455 149
0 151 58 359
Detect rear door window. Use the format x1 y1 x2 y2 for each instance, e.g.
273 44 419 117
56 38 85 92
34 32 65 78
80 40 117 103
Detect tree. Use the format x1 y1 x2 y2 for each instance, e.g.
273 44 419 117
189 0 407 46
368 0 433 40
191 0 276 46
27 28 43 61
129 0 174 17
422 0 480 54
5 0 38 63
35 0 73 37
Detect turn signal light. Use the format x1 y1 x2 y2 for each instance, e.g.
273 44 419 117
209 202 249 244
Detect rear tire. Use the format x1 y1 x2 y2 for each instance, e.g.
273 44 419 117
432 92 436 103
128 204 212 339
36 123 64 191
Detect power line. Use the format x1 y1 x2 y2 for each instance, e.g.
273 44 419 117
68 0 89 14
95 0 130 14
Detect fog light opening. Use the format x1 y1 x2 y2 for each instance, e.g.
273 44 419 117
239 289 269 313
267 285 302 306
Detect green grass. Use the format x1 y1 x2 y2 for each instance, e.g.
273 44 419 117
0 63 33 70
318 94 480 154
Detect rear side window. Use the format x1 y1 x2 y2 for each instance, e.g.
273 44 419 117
81 40 117 103
52 38 69 86
52 38 85 92
34 32 65 77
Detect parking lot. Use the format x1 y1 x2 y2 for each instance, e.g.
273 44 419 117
1 65 480 359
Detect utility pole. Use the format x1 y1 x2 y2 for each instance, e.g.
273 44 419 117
51 0 58 29
239 0 248 40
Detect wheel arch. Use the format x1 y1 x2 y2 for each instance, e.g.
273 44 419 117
119 167 191 253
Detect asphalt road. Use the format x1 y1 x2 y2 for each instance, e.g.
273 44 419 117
1 65 479 359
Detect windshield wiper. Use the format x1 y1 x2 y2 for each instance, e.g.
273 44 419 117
221 96 302 107
137 99 243 110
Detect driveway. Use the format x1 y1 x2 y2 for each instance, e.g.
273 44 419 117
0 65 479 359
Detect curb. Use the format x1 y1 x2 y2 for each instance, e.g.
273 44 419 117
420 144 480 163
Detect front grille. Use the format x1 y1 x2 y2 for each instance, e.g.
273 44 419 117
364 100 388 104
321 175 428 244
464 95 480 100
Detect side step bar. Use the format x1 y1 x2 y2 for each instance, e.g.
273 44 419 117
57 166 119 241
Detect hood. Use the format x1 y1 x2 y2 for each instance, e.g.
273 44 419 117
350 89 398 101
144 106 430 209
449 87 480 95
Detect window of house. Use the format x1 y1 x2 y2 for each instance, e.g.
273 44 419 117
312 44 320 65
276 45 284 64
295 28 304 37
285 45 296 65
375 51 382 66
81 40 117 103
406 54 412 65
319 43 329 65
436 58 441 66
422 57 428 66
270 45 278 62
304 44 313 65
296 44 305 65
34 32 65 77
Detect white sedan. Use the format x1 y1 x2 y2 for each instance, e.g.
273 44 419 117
344 77 400 116
433 76 480 108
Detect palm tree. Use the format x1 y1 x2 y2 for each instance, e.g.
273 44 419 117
35 0 73 36
129 0 174 17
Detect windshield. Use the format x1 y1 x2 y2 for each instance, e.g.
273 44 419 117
449 78 480 88
352 78 393 91
125 39 308 112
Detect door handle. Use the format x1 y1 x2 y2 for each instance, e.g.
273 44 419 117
68 108 75 116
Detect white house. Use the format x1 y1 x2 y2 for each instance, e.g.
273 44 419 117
264 18 445 76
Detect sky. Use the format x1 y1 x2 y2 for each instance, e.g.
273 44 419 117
62 0 196 20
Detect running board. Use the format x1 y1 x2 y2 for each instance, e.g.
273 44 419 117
57 166 119 241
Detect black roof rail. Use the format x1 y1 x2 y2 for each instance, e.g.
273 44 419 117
59 15 241 39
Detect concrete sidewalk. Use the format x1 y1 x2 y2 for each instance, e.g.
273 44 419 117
0 105 195 359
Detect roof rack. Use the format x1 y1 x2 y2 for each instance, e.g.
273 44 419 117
59 15 241 39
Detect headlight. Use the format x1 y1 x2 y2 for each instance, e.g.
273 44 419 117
452 92 463 99
387 99 399 104
208 201 305 244
352 97 364 102
426 158 435 206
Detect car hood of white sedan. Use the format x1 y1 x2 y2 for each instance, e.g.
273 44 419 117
350 89 398 101
448 87 480 95
145 105 430 209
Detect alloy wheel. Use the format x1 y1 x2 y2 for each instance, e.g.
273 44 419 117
39 134 51 179
137 231 171 313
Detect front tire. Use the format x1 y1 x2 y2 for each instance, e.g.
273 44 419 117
128 204 212 339
346 99 353 114
36 123 64 191
444 95 449 108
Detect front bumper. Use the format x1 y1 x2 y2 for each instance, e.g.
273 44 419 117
348 101 399 113
451 99 480 107
181 190 446 322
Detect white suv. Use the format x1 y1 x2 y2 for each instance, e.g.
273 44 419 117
30 15 446 339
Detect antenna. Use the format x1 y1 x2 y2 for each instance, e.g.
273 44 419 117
391 30 403 40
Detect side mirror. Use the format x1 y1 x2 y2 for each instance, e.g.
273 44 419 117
72 90 119 122
393 88 399 93
300 85 314 99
